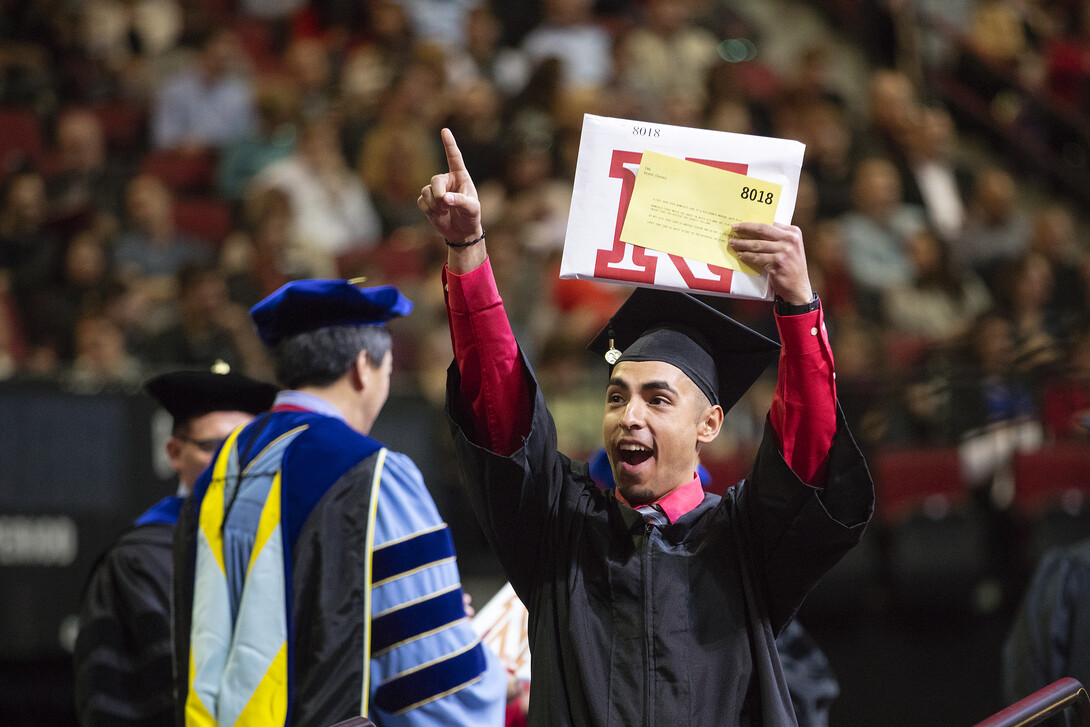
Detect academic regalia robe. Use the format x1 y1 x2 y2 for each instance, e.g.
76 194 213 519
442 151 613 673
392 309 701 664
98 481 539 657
446 353 873 727
1004 537 1090 724
74 496 184 727
173 408 504 727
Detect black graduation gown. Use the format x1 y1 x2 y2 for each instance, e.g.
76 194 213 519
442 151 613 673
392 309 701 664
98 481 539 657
1004 537 1090 721
446 354 873 727
74 519 176 726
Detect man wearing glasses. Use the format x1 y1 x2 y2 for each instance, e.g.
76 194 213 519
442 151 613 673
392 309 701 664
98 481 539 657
73 363 277 727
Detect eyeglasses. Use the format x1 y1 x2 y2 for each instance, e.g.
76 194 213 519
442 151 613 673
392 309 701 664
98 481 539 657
177 436 226 454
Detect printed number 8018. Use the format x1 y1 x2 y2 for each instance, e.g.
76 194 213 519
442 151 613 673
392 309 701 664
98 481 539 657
741 187 775 205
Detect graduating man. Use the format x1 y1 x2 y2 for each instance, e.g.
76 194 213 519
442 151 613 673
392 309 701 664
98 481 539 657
172 280 507 726
74 364 278 727
419 129 874 726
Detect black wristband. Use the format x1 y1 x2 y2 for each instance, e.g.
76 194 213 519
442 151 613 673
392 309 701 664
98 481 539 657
445 231 486 248
774 292 819 316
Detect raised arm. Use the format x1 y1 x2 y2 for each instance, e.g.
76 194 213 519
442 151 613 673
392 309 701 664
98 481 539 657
729 222 837 486
418 129 530 455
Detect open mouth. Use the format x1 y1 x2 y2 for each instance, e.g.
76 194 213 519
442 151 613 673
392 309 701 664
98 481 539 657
618 444 653 467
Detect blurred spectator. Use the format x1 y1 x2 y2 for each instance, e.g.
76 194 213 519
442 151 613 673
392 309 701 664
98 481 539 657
339 0 415 126
535 327 604 458
0 3 65 107
144 263 272 379
239 0 306 21
950 312 1042 487
966 0 1031 71
1041 329 1090 440
829 316 890 452
362 44 451 145
67 311 143 389
860 69 919 194
219 186 315 307
95 277 151 361
478 116 572 255
151 29 256 150
1028 203 1086 332
838 157 927 308
82 0 183 96
704 60 770 137
904 106 971 241
46 107 130 224
0 265 25 375
22 228 116 364
114 173 215 303
393 0 481 50
954 166 1031 286
216 80 299 200
502 57 564 143
0 291 17 379
781 42 849 111
0 169 61 328
915 0 976 67
283 37 335 119
521 0 612 91
443 79 506 184
358 121 440 235
254 114 382 270
804 218 858 321
1044 4 1090 112
797 102 855 219
883 227 992 345
616 0 718 120
991 252 1066 377
791 170 820 236
452 6 530 96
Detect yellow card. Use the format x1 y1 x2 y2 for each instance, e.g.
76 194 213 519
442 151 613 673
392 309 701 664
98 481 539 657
619 151 782 276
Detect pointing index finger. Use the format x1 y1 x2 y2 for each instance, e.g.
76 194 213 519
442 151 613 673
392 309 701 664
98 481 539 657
441 128 468 174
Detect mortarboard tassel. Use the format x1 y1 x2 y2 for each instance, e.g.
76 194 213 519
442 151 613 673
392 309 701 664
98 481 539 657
604 319 621 365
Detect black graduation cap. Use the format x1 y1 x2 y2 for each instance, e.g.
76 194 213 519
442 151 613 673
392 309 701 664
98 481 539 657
144 363 279 424
586 287 780 411
250 278 413 348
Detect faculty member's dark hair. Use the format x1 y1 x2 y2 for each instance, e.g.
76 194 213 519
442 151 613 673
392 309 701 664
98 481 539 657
275 325 391 389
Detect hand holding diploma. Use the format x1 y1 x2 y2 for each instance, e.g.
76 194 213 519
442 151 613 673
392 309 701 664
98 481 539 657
729 222 813 305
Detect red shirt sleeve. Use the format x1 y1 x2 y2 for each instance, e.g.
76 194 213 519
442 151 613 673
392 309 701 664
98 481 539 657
443 258 531 456
770 304 837 487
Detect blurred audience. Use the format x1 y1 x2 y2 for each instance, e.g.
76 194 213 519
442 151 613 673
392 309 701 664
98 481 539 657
358 121 440 235
616 0 718 121
0 170 62 332
113 173 215 307
22 228 116 365
0 0 1086 471
46 108 130 224
903 106 971 241
521 0 612 91
883 227 992 345
151 29 255 150
67 311 143 390
144 263 272 380
955 166 1031 286
1041 329 1090 440
839 157 927 308
216 79 299 201
254 114 381 271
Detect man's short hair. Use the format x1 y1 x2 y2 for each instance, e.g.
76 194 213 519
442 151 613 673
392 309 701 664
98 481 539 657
275 325 391 389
